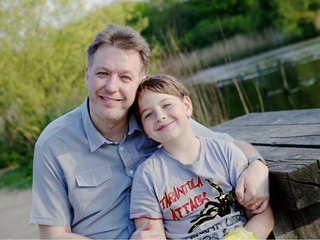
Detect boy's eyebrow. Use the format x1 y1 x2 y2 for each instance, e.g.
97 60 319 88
139 97 172 116
139 107 149 117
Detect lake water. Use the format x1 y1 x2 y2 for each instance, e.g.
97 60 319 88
220 59 320 119
187 37 320 122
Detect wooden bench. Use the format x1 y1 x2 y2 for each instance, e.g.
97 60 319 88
212 109 320 239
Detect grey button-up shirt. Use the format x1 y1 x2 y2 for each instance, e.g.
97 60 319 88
30 98 232 239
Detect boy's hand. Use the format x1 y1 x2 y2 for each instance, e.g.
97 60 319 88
131 219 166 239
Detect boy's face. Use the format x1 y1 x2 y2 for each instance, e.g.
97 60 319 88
138 89 192 144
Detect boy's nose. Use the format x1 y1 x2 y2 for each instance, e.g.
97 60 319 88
156 113 166 122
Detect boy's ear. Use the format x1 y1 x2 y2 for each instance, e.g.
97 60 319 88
183 96 193 117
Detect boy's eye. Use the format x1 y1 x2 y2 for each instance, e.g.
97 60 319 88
143 112 152 119
163 103 171 108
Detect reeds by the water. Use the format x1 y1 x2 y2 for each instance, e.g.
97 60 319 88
153 29 287 127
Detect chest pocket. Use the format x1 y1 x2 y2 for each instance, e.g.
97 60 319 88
74 167 113 215
75 167 112 187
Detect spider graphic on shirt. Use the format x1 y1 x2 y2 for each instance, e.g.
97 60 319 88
188 178 240 233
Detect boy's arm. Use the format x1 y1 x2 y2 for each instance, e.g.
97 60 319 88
244 204 275 239
39 225 89 239
131 218 166 239
233 140 269 214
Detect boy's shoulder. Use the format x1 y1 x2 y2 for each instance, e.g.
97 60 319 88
136 147 166 171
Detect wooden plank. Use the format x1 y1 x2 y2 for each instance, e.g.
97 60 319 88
213 124 320 147
215 109 320 126
255 146 320 172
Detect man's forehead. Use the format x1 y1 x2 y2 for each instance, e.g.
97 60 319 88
91 50 142 74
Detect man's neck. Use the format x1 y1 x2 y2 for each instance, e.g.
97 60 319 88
101 120 128 143
88 108 129 143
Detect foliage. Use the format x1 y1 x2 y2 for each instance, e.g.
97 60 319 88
132 0 320 52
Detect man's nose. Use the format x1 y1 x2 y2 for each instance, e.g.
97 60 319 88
104 74 118 92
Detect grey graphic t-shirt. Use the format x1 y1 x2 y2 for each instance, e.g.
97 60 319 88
130 137 248 239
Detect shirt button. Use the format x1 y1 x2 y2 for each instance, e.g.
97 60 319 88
119 146 124 151
129 170 134 175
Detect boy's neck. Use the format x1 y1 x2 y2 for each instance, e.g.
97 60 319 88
163 131 200 165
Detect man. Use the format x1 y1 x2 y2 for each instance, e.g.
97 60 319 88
30 24 269 239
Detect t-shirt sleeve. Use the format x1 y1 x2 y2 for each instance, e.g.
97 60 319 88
224 142 249 188
190 118 233 142
130 161 162 220
30 143 71 226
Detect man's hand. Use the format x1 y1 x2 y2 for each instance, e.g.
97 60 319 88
236 160 269 214
131 218 166 239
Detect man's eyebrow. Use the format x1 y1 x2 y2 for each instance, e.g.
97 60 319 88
94 66 134 75
95 66 109 71
119 69 134 76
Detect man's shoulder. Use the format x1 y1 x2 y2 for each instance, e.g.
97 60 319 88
190 118 233 142
199 136 235 152
36 105 82 147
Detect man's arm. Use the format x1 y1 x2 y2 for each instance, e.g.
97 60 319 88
233 139 269 214
131 218 166 239
190 119 269 213
39 225 89 239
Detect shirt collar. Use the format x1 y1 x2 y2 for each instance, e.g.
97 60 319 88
81 97 106 152
81 97 144 152
127 112 144 135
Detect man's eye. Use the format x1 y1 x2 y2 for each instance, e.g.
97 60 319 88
121 75 131 81
97 72 108 76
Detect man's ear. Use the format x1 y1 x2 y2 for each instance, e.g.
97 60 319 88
140 74 147 82
85 65 89 86
183 96 193 118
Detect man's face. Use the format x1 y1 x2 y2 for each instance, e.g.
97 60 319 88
85 45 143 125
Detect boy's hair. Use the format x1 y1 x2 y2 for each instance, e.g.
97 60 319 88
137 74 189 99
87 24 150 74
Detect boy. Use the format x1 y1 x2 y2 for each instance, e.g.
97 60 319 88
130 74 274 239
